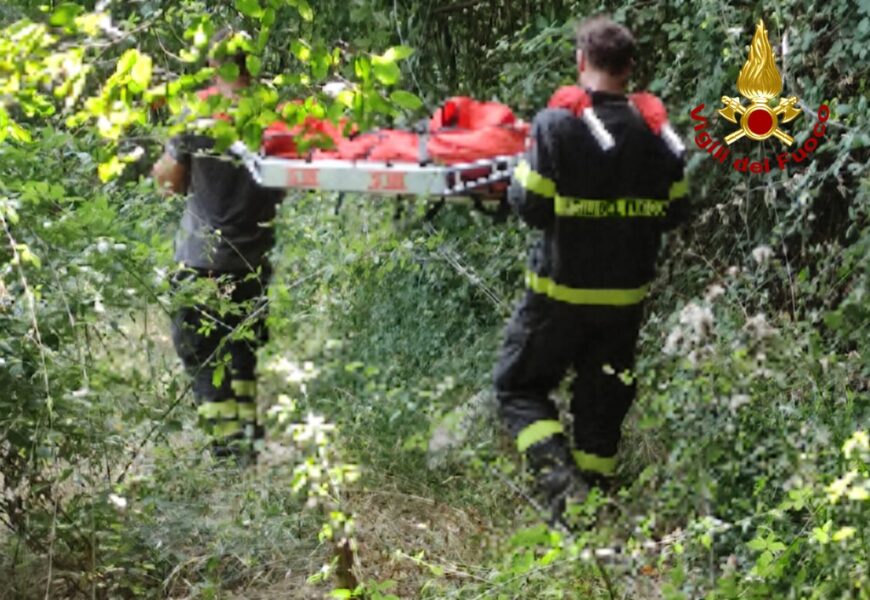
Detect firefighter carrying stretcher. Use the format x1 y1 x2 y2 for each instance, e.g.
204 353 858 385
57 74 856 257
493 16 689 522
153 30 283 463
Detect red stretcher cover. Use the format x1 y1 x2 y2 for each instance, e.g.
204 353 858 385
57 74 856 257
260 96 529 165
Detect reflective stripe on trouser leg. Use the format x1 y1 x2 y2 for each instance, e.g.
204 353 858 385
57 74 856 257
516 419 564 453
232 377 260 446
212 419 243 438
197 399 238 420
572 450 617 476
231 379 257 398
197 400 242 439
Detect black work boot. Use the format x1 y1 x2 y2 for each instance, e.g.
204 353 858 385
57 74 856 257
527 437 589 527
538 465 590 528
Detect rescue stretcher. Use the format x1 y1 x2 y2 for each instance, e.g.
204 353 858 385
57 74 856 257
225 89 677 210
230 140 522 199
220 96 531 211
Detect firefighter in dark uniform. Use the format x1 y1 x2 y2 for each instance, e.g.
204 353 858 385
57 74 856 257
494 16 689 518
153 31 283 461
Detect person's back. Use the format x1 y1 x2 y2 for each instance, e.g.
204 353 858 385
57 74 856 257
170 130 280 271
493 16 689 525
517 90 686 321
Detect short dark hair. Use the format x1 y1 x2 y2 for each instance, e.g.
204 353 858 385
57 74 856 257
576 16 636 76
210 27 250 79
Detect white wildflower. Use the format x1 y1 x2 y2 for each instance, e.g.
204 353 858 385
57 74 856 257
108 494 127 509
727 266 740 278
323 81 349 98
827 470 858 503
744 313 777 339
125 146 145 162
704 284 726 303
843 431 869 459
729 394 751 412
71 387 90 398
267 357 321 393
679 302 714 341
96 239 110 254
94 293 105 314
751 245 774 266
153 267 168 285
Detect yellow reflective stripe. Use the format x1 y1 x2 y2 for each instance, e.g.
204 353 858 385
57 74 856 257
514 160 556 198
197 400 238 420
517 419 564 453
231 379 257 397
669 178 688 200
237 402 257 420
554 196 669 218
572 450 617 476
525 272 648 306
212 420 243 438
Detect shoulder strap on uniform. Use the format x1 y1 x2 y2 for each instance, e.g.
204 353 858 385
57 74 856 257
547 86 614 151
548 86 591 114
629 92 685 156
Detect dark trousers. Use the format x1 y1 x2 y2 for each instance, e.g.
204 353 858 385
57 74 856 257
170 266 270 449
494 291 642 477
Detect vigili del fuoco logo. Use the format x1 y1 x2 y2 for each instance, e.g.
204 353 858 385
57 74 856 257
689 19 829 173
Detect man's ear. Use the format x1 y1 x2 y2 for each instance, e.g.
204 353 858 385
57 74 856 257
576 50 586 74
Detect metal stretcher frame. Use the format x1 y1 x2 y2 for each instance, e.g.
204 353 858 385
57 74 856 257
230 142 523 198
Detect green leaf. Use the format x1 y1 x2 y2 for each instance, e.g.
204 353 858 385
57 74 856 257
384 45 415 61
212 120 238 153
235 0 263 17
700 533 712 550
311 48 331 80
246 55 262 77
116 49 139 76
212 363 226 388
49 2 83 27
295 0 314 21
261 7 277 28
371 57 401 86
98 156 125 182
509 524 552 548
291 40 311 63
390 90 423 110
330 590 352 600
747 537 767 552
218 63 240 82
130 54 153 92
832 527 856 542
354 56 371 81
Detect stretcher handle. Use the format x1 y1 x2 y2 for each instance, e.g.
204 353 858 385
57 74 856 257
229 141 264 186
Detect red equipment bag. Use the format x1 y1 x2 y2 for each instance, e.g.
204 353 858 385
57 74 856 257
262 96 529 165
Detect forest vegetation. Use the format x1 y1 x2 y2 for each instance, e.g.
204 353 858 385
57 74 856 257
0 0 868 598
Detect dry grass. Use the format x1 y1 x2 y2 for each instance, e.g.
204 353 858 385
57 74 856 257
347 487 493 597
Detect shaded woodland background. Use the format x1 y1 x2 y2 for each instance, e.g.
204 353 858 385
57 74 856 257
0 0 868 598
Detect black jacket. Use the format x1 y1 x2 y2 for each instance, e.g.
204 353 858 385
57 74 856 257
509 90 687 309
170 134 284 273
